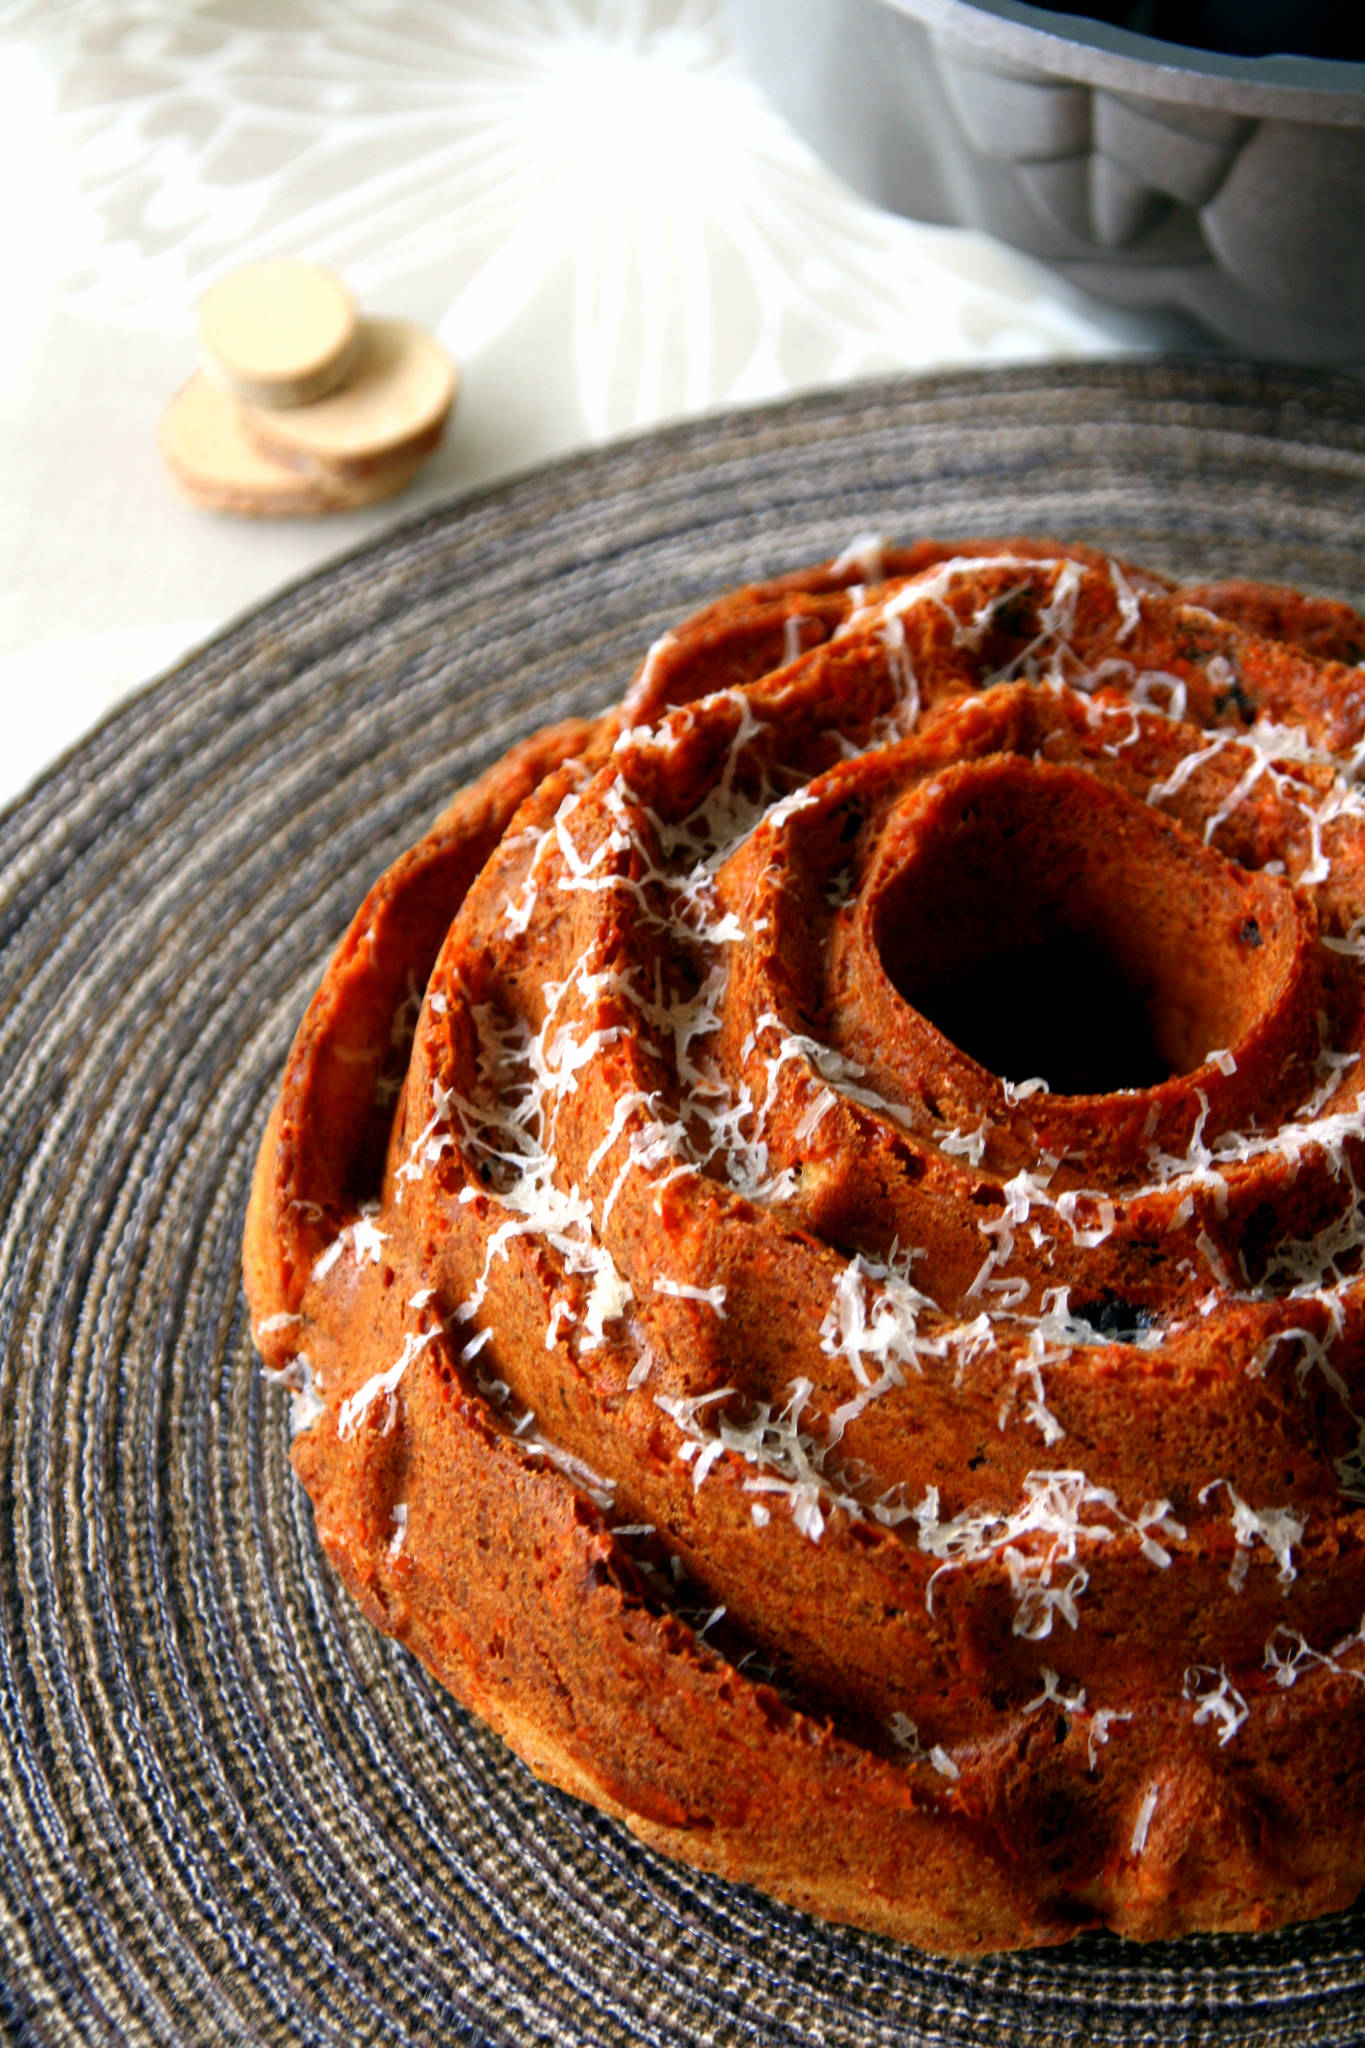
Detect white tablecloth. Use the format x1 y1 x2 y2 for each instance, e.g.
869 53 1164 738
0 0 1157 812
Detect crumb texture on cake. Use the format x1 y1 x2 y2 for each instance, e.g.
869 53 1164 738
244 538 1365 1953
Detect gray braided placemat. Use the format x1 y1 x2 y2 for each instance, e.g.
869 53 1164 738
3 359 1365 2048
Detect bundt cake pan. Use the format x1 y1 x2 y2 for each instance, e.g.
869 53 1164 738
724 0 1365 364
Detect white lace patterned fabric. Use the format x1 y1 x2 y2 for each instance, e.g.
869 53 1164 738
0 0 1143 810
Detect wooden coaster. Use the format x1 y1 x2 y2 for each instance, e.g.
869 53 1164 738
239 318 457 479
199 260 358 408
158 373 417 517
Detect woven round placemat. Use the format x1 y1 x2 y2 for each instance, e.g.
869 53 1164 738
3 359 1365 2048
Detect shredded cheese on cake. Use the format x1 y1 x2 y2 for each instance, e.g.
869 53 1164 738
255 542 1365 1945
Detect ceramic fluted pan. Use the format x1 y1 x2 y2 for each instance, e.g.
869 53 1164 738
2 359 1364 2048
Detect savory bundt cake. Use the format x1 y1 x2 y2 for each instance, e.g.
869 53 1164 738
244 538 1365 1953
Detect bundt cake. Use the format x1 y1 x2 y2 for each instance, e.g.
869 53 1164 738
244 538 1365 1953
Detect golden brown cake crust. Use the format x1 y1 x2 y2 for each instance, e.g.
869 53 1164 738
245 539 1365 1953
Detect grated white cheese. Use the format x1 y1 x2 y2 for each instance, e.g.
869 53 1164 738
1086 1707 1133 1771
1184 1664 1249 1745
255 1312 301 1338
655 1278 728 1316
655 1376 911 1545
337 1329 433 1440
1199 1478 1304 1591
259 1350 324 1437
1022 1668 1087 1715
1264 1616 1365 1689
912 1470 1185 1638
311 1201 387 1283
1131 1782 1159 1856
830 531 887 583
1108 559 1142 642
886 1714 960 1778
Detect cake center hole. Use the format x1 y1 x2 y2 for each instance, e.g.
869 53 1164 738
912 934 1170 1096
872 762 1274 1098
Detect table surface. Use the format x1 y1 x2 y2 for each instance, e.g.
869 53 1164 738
0 0 1181 815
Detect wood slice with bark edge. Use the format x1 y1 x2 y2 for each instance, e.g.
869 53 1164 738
159 372 420 516
239 318 457 481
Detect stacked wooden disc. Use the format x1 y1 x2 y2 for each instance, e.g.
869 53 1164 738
159 259 457 515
